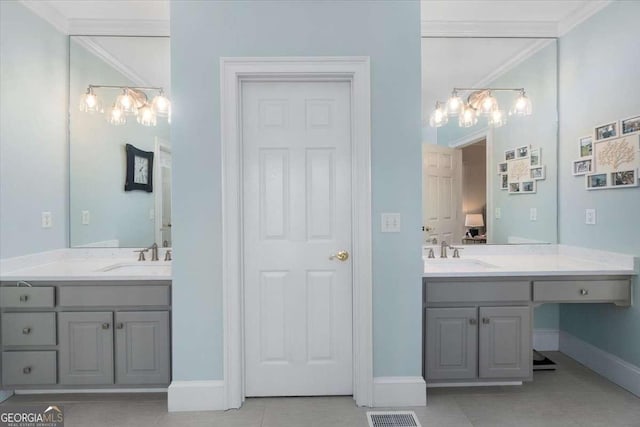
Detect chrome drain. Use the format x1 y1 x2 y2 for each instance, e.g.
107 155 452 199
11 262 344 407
367 411 421 427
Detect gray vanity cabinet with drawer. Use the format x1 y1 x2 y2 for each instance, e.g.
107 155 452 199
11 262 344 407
0 281 171 389
426 307 477 380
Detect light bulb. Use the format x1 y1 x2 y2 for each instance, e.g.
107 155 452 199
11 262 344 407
511 90 532 116
136 104 157 127
429 102 448 128
79 87 103 114
479 92 498 116
108 104 126 126
151 91 171 117
115 89 137 115
458 106 477 128
445 91 463 116
488 109 506 128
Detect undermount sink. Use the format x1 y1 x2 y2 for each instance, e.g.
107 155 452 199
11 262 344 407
99 262 171 274
424 258 498 272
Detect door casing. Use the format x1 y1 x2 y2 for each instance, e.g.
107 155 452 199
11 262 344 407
220 57 373 409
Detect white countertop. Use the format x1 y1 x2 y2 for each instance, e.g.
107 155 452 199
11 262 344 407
423 244 637 278
0 248 172 282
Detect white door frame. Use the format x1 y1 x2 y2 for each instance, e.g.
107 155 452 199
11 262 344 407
154 137 171 246
448 128 494 243
220 57 373 409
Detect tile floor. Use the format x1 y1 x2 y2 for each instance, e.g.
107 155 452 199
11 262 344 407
1 352 639 426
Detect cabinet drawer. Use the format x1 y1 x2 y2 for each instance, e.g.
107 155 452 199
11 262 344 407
2 351 57 385
58 286 170 307
1 313 56 346
0 287 54 308
426 281 530 303
533 280 631 303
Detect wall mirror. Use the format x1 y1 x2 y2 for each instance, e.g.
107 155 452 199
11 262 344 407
69 36 171 248
422 37 558 245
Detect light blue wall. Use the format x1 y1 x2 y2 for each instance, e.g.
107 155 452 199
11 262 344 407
0 1 68 258
171 0 422 380
558 1 640 367
69 39 170 248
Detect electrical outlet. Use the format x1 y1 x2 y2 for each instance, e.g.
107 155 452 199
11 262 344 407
41 211 52 228
381 213 401 232
495 207 501 219
530 208 537 221
585 208 596 225
81 210 90 225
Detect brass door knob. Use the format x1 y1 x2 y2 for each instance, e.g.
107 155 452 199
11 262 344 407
329 251 349 262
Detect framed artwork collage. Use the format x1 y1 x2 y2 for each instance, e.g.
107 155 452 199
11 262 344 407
572 115 640 190
498 145 545 194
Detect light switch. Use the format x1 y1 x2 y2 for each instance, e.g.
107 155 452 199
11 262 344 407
495 207 501 219
381 213 401 232
41 211 52 228
530 208 537 221
81 210 90 225
585 208 596 225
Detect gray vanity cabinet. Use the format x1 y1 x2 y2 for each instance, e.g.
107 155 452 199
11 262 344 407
58 312 114 385
478 306 531 379
426 308 477 380
115 311 170 385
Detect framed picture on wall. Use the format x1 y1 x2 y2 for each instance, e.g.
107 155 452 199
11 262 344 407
621 116 640 135
516 145 529 158
505 149 516 161
500 174 508 190
531 166 545 180
497 162 508 174
530 148 541 166
586 173 608 190
125 143 154 192
521 180 536 193
579 136 593 157
611 169 638 188
594 121 618 141
572 158 593 176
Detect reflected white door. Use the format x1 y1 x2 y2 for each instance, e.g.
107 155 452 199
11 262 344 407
242 81 353 396
422 143 462 245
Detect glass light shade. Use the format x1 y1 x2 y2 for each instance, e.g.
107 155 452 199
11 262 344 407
107 104 126 126
458 106 477 128
511 91 532 116
479 92 498 116
115 90 137 115
429 103 448 128
151 92 171 117
79 89 103 114
488 109 507 128
136 104 157 127
445 92 463 116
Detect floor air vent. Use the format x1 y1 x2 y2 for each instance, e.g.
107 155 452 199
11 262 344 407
366 411 421 427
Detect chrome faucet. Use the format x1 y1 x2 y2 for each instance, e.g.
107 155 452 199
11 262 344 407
440 241 448 258
164 250 172 261
149 243 159 261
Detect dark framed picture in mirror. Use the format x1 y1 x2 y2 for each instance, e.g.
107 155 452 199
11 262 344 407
125 143 154 192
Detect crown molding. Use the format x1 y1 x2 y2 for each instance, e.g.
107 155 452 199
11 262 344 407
68 19 170 37
557 0 612 36
73 36 150 87
421 20 557 38
19 0 69 34
472 38 554 88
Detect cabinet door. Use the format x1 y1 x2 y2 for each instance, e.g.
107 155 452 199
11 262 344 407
426 307 477 380
479 306 531 379
58 312 114 385
115 311 170 385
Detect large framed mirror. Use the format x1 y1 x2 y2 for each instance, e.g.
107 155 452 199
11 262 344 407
422 37 558 245
69 36 171 248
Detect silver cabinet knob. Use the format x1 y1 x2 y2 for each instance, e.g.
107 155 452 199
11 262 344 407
482 317 490 324
19 294 29 302
23 366 32 374
580 289 589 296
469 318 477 325
102 323 110 330
116 323 124 330
22 327 32 335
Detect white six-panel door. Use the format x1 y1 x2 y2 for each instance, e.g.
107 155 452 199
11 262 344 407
242 81 353 396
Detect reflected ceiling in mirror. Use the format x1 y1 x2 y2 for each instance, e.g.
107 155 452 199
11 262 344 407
421 38 558 246
69 36 171 248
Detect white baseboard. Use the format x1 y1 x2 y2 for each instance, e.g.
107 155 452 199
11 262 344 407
373 376 426 407
14 388 166 394
560 331 640 398
533 328 559 351
0 390 13 403
167 380 225 412
427 381 521 388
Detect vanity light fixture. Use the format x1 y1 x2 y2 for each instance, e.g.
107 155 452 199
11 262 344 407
429 87 531 128
79 85 171 127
